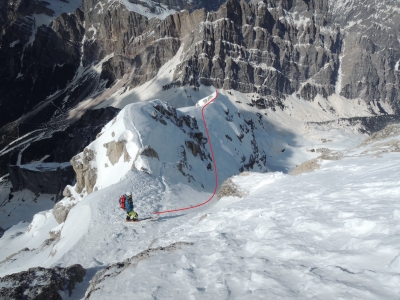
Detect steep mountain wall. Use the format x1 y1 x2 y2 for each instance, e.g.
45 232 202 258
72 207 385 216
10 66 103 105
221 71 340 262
0 8 85 129
0 107 119 177
1 0 399 135
8 163 75 196
82 0 399 113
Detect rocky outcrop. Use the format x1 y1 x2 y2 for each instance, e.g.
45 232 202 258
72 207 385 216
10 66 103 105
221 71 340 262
53 201 76 224
306 115 400 135
140 145 160 160
290 158 321 175
49 227 62 240
217 177 247 200
104 141 129 165
7 163 75 197
70 148 97 194
361 124 400 146
359 123 400 157
0 264 86 299
126 0 230 14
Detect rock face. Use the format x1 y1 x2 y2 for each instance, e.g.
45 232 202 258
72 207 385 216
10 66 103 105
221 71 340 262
0 264 86 299
290 158 321 175
7 163 75 197
0 107 119 178
306 115 400 135
0 0 398 143
140 145 160 160
70 148 97 194
53 201 76 224
330 0 400 112
76 0 400 113
0 7 85 129
217 177 247 200
362 124 400 146
104 141 130 165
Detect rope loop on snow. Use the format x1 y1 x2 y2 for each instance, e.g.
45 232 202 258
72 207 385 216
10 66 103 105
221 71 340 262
153 90 219 214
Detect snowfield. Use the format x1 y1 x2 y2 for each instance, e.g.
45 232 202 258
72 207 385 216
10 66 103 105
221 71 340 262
1 92 400 299
82 152 400 299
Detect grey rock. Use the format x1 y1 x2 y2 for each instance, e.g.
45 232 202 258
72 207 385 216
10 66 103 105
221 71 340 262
319 150 343 161
62 186 73 198
185 140 202 157
104 141 127 165
217 177 247 200
361 124 400 146
49 227 62 240
290 158 321 175
307 115 400 135
7 163 75 197
0 8 85 129
331 0 400 113
53 201 76 224
70 148 97 194
140 145 160 160
0 264 86 299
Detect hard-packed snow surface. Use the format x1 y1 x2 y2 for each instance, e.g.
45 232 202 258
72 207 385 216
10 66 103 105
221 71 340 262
86 153 400 299
0 92 399 299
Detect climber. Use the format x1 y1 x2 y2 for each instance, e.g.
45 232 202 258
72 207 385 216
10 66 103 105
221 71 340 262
124 192 138 221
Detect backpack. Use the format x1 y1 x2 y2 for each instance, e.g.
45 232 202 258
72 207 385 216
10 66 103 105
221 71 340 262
119 195 126 210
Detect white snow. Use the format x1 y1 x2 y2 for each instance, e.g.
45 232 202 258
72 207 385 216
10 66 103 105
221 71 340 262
1 90 400 298
9 40 20 48
0 182 58 233
336 40 344 95
395 59 399 71
8 141 396 298
120 0 176 19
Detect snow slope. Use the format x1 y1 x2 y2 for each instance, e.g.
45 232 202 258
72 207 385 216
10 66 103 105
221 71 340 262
86 151 400 299
1 92 399 299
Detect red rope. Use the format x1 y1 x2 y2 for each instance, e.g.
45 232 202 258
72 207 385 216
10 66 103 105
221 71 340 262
153 90 219 214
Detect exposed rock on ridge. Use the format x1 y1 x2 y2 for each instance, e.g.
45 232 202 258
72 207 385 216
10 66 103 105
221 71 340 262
71 148 97 194
0 264 86 299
